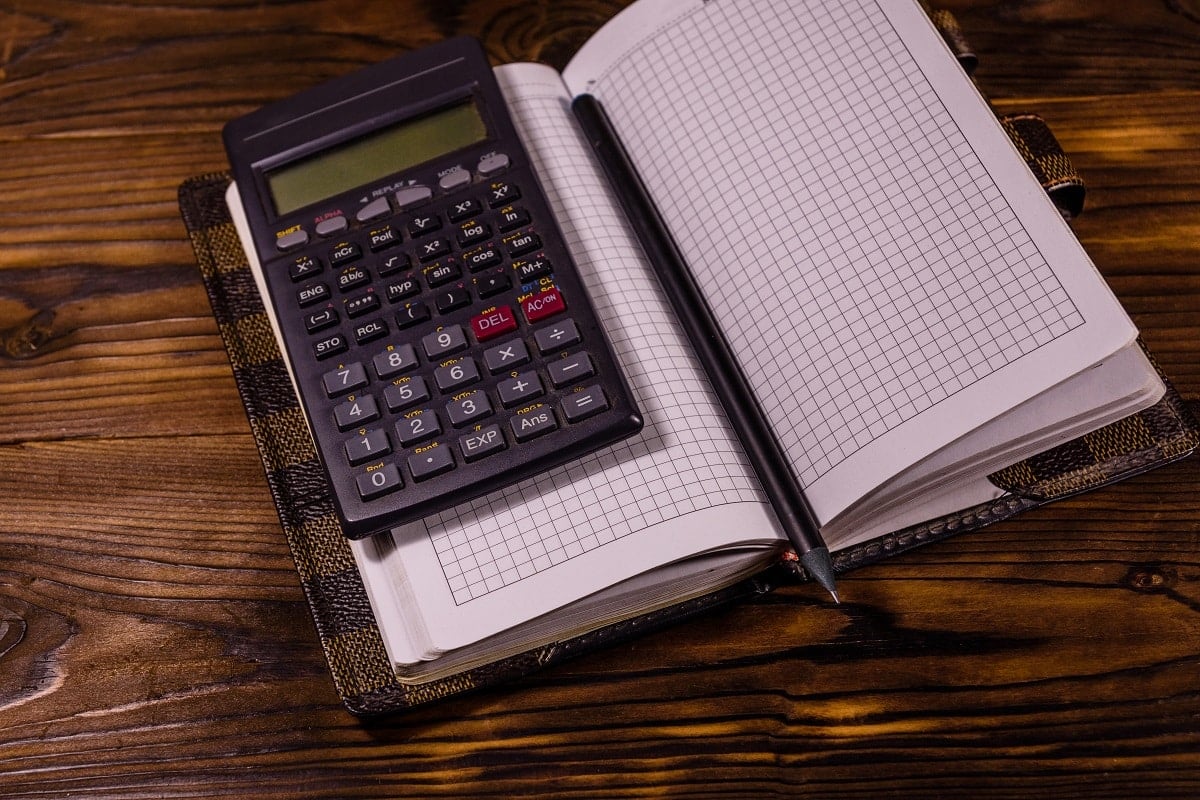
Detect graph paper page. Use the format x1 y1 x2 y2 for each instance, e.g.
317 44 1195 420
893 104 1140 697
356 64 781 656
564 0 1137 523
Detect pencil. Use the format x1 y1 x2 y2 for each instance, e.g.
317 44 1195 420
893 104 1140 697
572 93 840 602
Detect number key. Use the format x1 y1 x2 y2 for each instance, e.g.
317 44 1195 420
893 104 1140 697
384 376 431 412
396 409 441 446
446 390 492 427
356 463 403 500
345 428 390 465
434 358 480 392
422 325 468 359
334 393 380 430
322 362 368 397
372 344 418 379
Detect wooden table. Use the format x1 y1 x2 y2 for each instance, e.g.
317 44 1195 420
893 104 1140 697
3 1 1199 796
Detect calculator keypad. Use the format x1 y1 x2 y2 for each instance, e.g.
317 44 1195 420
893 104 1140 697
267 154 640 537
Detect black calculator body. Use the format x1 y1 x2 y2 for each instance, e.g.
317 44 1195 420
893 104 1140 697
223 37 641 539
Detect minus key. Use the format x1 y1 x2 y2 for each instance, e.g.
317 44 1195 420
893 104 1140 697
547 353 595 388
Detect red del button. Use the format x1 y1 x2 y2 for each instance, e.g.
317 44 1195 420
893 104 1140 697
471 305 518 342
521 286 566 323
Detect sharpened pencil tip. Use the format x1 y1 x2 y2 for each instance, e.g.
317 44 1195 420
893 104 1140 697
798 546 839 601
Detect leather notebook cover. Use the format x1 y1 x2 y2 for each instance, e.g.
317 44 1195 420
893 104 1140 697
178 166 1196 715
176 12 1198 714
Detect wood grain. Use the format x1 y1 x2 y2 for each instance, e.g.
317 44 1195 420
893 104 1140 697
2 0 1200 796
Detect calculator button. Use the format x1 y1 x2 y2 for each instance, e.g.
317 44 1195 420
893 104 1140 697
459 424 506 462
344 292 381 317
510 406 557 442
353 318 388 344
407 213 442 238
497 371 543 407
470 305 517 343
434 358 480 392
422 325 468 359
477 153 510 177
438 167 471 192
562 385 609 422
384 377 430 412
312 333 348 359
394 185 433 210
396 409 441 446
435 287 472 314
548 353 595 387
534 318 580 354
356 197 391 223
408 444 455 482
446 390 492 427
425 261 462 287
463 244 503 273
337 265 370 292
417 236 452 262
385 276 420 303
315 215 348 237
297 282 331 306
334 393 380 430
395 302 431 329
522 286 567 323
276 229 309 251
329 242 361 266
323 362 368 397
378 253 409 277
304 308 338 333
345 428 391 465
483 338 530 373
496 206 531 231
368 225 401 252
476 271 512 299
513 257 552 283
504 231 542 258
373 344 418 380
487 181 520 207
289 254 322 281
356 463 402 500
447 197 482 222
456 220 491 247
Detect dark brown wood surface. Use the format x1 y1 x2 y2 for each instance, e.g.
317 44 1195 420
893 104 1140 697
2 1 1199 796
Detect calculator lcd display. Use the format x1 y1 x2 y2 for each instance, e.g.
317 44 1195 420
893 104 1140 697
265 99 488 215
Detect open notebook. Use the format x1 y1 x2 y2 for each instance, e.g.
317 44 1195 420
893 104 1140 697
185 0 1197 711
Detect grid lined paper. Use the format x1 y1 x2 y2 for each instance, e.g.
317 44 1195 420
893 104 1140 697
419 75 763 605
591 0 1085 488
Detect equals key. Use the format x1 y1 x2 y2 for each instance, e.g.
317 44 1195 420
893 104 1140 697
561 384 608 423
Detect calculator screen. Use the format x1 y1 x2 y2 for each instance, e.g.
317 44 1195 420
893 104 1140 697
265 99 488 215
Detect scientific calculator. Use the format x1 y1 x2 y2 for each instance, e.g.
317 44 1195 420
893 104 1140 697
223 37 642 539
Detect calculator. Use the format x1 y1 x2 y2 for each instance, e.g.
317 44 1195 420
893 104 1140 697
223 37 642 539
